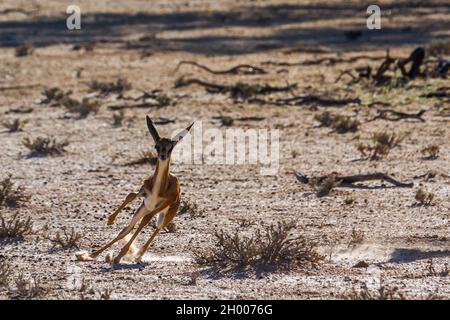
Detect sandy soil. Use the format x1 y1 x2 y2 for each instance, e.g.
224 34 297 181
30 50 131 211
0 0 449 299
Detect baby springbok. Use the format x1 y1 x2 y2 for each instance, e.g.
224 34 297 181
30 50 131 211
77 115 193 264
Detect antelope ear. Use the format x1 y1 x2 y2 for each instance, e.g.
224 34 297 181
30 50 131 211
146 115 160 143
172 122 194 144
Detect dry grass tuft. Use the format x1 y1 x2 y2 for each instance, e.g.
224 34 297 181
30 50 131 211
11 274 48 300
314 111 359 133
0 258 12 288
179 199 203 218
0 176 30 207
426 259 449 277
88 78 131 95
427 40 450 57
46 227 82 250
112 110 125 127
421 145 440 160
194 221 322 272
349 228 365 246
42 87 73 105
344 283 405 300
164 222 177 233
357 132 408 160
124 151 158 166
0 213 34 240
61 97 101 118
15 44 34 57
23 136 68 156
2 119 27 132
415 187 434 206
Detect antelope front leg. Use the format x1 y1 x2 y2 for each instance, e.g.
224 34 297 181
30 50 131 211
108 190 142 226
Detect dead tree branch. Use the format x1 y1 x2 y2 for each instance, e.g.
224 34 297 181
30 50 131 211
368 109 426 122
294 172 414 188
174 61 266 75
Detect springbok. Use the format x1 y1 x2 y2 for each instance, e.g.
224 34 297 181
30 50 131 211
77 115 193 265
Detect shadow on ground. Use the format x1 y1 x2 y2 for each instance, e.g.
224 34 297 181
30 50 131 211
388 248 450 263
0 1 449 55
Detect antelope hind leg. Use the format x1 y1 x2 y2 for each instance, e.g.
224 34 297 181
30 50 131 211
77 204 148 261
135 204 177 261
112 214 154 265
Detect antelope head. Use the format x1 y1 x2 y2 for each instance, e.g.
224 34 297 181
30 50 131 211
146 115 193 161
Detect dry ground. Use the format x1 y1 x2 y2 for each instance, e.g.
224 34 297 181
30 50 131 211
0 0 449 299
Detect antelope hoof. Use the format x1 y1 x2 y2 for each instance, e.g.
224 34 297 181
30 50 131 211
113 256 122 265
76 251 94 261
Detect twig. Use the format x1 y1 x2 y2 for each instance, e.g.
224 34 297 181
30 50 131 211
335 70 357 82
294 172 413 188
174 61 266 75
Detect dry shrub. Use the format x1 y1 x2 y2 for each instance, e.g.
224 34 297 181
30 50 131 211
0 175 30 207
61 97 101 118
427 40 450 57
11 274 48 300
88 78 131 95
124 151 158 166
344 283 405 300
41 87 73 105
15 44 34 57
23 136 68 156
426 259 449 277
0 258 11 288
2 119 27 132
194 221 322 272
164 222 177 233
76 278 112 300
314 111 359 133
349 228 365 245
0 213 33 240
178 199 203 218
421 145 440 160
112 110 125 127
47 227 82 249
357 132 408 160
415 187 434 206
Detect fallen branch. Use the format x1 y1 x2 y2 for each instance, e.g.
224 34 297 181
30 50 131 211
262 55 385 67
107 102 162 110
249 95 360 107
0 84 41 92
295 171 413 189
420 87 450 99
175 77 297 98
174 61 266 75
368 109 426 122
0 8 36 15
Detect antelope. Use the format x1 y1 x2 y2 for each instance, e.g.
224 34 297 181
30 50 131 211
77 115 193 265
